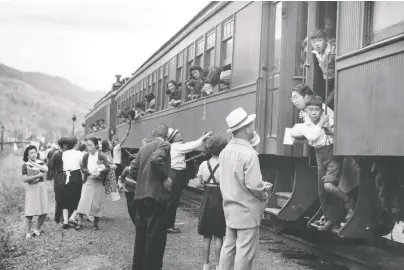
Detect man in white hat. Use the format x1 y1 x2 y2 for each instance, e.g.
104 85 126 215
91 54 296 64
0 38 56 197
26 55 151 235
218 107 271 270
165 127 213 233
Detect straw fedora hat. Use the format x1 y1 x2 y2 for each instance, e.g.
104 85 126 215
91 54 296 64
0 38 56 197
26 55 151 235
167 127 179 142
226 107 256 133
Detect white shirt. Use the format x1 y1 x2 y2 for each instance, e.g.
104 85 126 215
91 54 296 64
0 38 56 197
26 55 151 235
170 139 204 170
113 144 122 164
87 152 99 175
291 114 334 148
197 157 220 184
62 149 82 171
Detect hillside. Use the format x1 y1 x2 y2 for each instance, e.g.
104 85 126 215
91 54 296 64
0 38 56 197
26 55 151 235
0 63 106 142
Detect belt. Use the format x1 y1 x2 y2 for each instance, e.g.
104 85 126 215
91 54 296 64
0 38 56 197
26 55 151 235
63 169 80 185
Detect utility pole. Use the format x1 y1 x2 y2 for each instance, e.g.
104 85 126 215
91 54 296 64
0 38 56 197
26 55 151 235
72 114 77 136
1 124 5 152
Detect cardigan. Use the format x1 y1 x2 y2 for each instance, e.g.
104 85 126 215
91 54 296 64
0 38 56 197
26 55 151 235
81 151 111 183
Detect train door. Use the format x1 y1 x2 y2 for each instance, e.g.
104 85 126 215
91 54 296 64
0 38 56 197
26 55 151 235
263 1 318 225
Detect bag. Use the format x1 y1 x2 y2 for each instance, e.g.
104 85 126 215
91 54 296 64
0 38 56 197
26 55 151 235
110 191 121 202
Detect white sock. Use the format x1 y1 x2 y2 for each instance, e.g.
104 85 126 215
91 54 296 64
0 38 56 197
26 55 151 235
62 209 69 224
69 210 78 220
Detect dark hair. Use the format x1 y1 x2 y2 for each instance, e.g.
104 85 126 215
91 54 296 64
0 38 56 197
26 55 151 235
205 135 227 156
57 137 69 149
128 154 137 163
167 80 179 88
292 84 313 97
88 137 99 149
101 140 111 152
310 29 326 40
67 136 78 150
306 95 323 108
152 123 169 140
79 143 87 152
23 145 37 162
189 66 202 79
145 93 155 103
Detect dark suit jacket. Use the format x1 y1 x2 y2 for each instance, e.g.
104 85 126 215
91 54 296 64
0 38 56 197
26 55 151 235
81 151 111 183
129 138 171 202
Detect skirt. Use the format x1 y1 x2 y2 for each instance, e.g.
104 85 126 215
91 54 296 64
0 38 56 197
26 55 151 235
63 170 83 212
25 181 48 216
198 186 226 237
77 175 105 217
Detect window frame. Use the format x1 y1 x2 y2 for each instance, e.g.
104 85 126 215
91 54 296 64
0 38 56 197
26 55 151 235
221 17 234 68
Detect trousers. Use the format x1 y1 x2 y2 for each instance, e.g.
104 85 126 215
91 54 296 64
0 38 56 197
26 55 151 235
125 191 136 225
218 226 260 270
132 198 167 270
165 169 188 229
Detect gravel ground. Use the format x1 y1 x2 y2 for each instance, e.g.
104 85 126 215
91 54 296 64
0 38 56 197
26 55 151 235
2 191 347 270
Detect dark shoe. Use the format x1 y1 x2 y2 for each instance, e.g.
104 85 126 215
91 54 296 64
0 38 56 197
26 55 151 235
63 223 70 229
318 221 334 231
75 225 83 231
93 224 99 230
167 228 180 233
68 219 78 226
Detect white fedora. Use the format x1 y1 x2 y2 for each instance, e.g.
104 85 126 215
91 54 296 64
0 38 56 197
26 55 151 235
226 107 256 133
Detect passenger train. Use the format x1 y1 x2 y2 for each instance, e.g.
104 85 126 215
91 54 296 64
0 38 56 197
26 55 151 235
84 1 404 239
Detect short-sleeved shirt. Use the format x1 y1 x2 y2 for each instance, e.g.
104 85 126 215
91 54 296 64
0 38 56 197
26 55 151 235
197 158 220 185
113 144 122 164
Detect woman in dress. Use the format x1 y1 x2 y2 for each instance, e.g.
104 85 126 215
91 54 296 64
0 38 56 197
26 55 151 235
61 137 83 228
76 137 111 230
22 145 49 239
51 137 69 224
101 140 119 199
195 135 227 270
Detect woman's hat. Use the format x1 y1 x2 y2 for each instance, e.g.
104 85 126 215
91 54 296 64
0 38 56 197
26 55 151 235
250 131 260 147
167 127 179 142
226 107 256 133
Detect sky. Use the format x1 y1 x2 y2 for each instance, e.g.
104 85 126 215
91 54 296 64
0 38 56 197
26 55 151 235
0 0 210 91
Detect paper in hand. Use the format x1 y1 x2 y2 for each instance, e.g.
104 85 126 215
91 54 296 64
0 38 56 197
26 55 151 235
283 128 294 145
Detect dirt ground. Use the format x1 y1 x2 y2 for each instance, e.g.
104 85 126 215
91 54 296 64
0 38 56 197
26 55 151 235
1 153 341 270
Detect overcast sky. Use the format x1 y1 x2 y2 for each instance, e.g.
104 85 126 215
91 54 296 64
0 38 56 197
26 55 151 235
0 0 210 91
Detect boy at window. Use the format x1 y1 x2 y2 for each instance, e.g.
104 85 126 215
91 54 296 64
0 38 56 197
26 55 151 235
310 29 336 109
289 96 355 231
134 102 146 119
166 80 182 107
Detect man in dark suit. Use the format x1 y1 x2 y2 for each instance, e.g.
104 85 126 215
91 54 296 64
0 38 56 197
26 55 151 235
129 123 172 270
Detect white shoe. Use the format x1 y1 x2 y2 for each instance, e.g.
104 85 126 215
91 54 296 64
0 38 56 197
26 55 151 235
32 229 41 237
25 233 32 239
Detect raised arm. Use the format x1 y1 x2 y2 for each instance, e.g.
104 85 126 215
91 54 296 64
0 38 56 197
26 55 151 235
120 121 131 145
175 131 213 155
244 153 268 201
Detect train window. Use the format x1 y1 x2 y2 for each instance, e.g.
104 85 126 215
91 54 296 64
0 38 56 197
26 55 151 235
297 1 308 76
177 52 184 86
164 63 169 76
369 1 404 43
149 74 152 86
273 2 282 73
188 43 195 62
205 29 216 69
221 18 234 69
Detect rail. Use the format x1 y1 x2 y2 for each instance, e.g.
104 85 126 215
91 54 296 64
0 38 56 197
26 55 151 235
181 185 404 270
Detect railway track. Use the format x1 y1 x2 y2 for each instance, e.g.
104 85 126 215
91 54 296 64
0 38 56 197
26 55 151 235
181 186 404 270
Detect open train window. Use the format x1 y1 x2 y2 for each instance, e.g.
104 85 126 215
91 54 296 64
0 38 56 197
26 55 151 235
177 52 184 86
186 43 195 80
367 1 404 44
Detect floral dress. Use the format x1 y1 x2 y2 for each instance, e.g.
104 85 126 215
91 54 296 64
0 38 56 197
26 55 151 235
104 151 118 194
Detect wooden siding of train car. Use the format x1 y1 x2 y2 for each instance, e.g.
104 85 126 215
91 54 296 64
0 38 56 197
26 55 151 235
117 2 262 149
335 2 404 156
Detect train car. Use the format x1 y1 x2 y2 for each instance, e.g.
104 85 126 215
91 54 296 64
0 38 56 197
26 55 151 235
85 1 404 239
